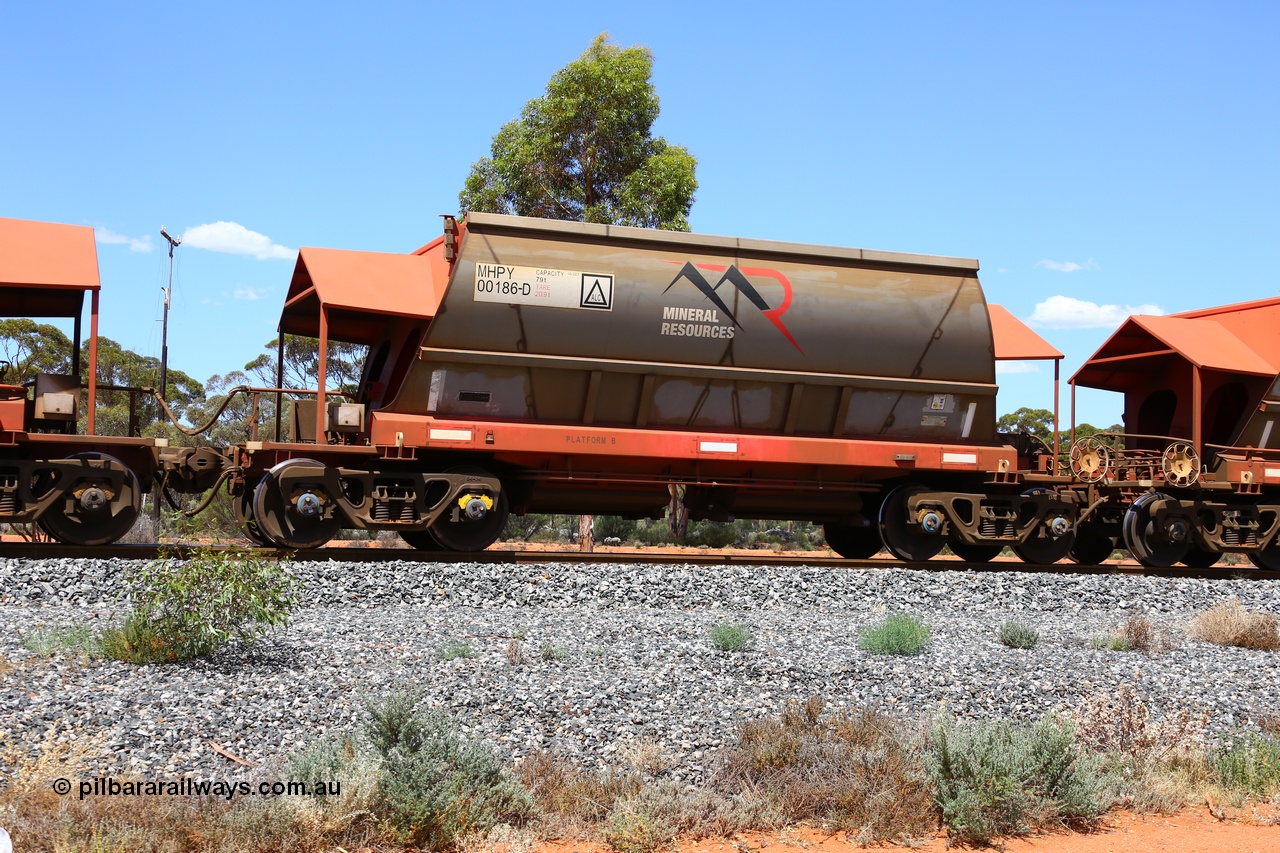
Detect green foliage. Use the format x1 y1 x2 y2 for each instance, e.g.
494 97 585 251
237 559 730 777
927 715 1105 846
103 546 296 662
243 334 366 399
460 33 697 231
859 614 931 655
999 620 1040 649
1213 734 1280 797
19 623 102 657
98 611 171 664
685 520 740 549
604 799 678 853
539 641 569 661
592 514 639 542
997 407 1056 440
364 692 532 849
0 318 73 384
709 622 753 652
438 639 476 660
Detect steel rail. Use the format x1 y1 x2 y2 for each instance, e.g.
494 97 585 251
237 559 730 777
0 542 1273 580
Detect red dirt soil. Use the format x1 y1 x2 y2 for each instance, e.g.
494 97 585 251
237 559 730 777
521 807 1278 853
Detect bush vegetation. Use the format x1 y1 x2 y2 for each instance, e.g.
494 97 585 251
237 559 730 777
708 622 753 652
101 546 296 663
1091 615 1161 653
7 691 1280 852
719 696 935 844
500 513 826 551
1213 733 1280 798
1188 598 1280 651
438 639 476 660
859 614 930 655
998 619 1040 649
927 715 1105 845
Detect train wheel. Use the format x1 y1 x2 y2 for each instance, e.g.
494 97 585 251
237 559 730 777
1121 492 1188 568
1068 526 1115 565
427 467 508 552
949 542 1003 563
1249 542 1280 572
1179 548 1222 569
823 522 883 559
1011 488 1075 565
251 459 341 549
400 529 446 551
37 453 142 546
878 484 945 562
1012 533 1076 565
232 486 272 547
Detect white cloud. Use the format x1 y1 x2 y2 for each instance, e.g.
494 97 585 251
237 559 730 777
232 286 267 301
1028 295 1163 329
1037 259 1079 272
996 361 1041 375
95 227 154 253
1036 258 1100 273
181 221 295 260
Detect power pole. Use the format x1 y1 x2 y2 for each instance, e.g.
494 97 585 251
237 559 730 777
155 226 181 537
159 226 181 400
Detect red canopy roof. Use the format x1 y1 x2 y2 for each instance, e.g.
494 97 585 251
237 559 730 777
0 217 100 318
987 304 1063 361
279 246 448 343
1073 297 1280 390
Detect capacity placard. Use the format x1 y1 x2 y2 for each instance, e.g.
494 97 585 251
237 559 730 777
473 264 613 311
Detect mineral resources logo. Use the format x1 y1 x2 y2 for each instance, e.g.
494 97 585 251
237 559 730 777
661 261 802 352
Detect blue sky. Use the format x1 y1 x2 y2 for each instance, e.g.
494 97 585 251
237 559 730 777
3 1 1277 427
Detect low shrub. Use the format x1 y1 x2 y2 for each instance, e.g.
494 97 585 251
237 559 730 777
539 641 569 661
364 692 532 850
19 624 102 657
1213 733 1280 798
1091 615 1160 653
1188 598 1280 651
927 715 1104 846
859 614 930 655
719 696 936 844
518 750 642 827
1071 684 1209 812
708 622 752 652
438 639 476 660
102 546 295 663
998 620 1040 649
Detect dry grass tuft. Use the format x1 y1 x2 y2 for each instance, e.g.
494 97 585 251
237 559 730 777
517 750 642 831
718 695 936 845
1188 598 1280 651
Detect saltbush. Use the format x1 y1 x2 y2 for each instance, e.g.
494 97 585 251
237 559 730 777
1214 733 1280 798
708 622 753 652
859 614 930 655
998 620 1040 649
364 693 532 849
927 715 1104 845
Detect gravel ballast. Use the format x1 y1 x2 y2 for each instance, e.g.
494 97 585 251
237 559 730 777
1 556 1278 783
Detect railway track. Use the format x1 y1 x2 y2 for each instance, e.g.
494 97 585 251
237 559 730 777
0 541 1273 581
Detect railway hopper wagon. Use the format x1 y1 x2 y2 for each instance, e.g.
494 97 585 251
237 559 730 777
0 217 225 545
240 213 1078 558
1066 298 1280 570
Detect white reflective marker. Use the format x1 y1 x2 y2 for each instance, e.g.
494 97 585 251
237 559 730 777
699 441 738 453
429 428 473 442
